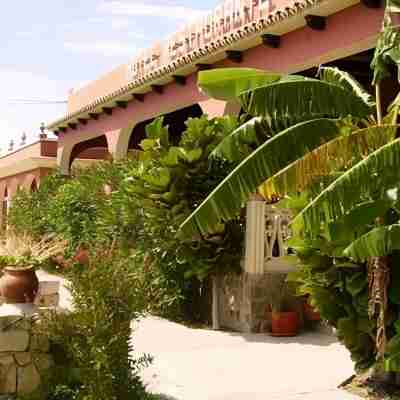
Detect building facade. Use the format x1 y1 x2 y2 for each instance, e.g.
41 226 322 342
46 0 386 176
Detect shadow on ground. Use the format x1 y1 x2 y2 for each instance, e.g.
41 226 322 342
224 330 338 346
152 394 179 400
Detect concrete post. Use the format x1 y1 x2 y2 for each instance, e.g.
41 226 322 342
212 275 220 330
244 194 265 274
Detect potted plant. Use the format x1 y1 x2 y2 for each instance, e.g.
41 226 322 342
0 233 66 304
302 295 321 321
269 276 299 337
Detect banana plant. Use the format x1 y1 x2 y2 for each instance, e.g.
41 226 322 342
179 66 390 237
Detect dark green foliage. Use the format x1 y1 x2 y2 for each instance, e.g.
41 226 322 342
289 235 377 371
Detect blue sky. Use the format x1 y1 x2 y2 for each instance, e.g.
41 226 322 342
0 0 218 150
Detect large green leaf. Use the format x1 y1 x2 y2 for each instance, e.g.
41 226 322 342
319 66 375 109
210 117 270 162
198 68 281 101
327 199 394 242
210 68 373 163
239 77 373 119
179 119 340 236
344 224 400 261
297 134 400 233
259 125 397 200
372 2 400 84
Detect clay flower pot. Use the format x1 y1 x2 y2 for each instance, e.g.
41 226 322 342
271 311 299 337
73 247 89 265
0 266 39 303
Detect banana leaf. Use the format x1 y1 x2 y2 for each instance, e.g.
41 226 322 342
319 66 375 109
179 119 340 236
239 77 373 119
198 68 281 101
344 224 400 261
259 125 397 200
297 134 400 233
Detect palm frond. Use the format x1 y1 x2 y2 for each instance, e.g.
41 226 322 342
198 68 281 101
319 66 375 109
328 199 394 242
210 117 271 162
296 134 400 233
179 119 340 236
259 125 397 199
344 224 400 260
240 77 373 119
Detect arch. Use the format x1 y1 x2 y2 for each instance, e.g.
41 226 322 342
113 103 203 160
1 186 9 231
30 179 38 192
58 132 112 175
69 134 110 169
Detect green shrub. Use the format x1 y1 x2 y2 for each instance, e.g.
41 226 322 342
8 115 244 323
36 249 152 400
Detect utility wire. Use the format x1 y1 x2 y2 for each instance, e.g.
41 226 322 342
6 98 67 105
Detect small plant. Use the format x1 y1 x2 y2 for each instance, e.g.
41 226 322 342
268 275 293 313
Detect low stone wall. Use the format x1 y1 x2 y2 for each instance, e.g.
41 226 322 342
0 281 60 309
34 281 60 308
218 272 304 333
0 305 53 396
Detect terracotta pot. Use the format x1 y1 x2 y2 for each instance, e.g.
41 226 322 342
303 298 321 321
73 248 89 265
0 266 39 303
271 311 299 336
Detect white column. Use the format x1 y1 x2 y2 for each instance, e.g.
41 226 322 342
244 194 265 274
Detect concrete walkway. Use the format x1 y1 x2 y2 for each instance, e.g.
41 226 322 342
37 271 361 400
133 317 362 400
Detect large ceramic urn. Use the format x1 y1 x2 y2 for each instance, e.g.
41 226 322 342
0 266 39 303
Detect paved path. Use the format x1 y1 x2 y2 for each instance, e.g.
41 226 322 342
37 271 361 400
133 317 362 400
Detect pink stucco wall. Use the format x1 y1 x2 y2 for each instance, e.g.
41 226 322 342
58 3 383 166
0 168 51 200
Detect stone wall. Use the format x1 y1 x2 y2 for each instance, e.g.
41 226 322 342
218 271 304 333
0 281 60 309
0 305 53 396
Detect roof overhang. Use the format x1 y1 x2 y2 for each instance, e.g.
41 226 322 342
47 0 370 132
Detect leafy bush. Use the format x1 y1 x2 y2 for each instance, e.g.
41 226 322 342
36 249 151 400
8 115 244 323
9 173 67 238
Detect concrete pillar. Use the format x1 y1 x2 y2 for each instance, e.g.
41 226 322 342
244 194 265 274
212 275 220 330
108 124 136 162
199 98 241 118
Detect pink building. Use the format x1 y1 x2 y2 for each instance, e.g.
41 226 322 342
45 0 390 176
0 132 103 228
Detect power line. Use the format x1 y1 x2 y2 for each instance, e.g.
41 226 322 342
6 98 67 105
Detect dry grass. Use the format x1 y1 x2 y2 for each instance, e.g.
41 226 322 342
343 374 400 399
0 232 67 266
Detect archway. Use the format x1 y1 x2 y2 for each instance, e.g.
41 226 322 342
1 187 9 231
69 135 110 170
30 179 38 193
120 104 204 159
